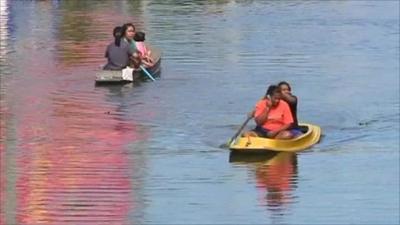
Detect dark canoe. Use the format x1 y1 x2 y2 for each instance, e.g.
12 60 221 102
95 44 162 85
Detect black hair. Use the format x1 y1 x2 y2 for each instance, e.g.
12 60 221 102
121 23 136 40
134 32 145 42
113 26 122 46
265 85 280 98
278 81 291 91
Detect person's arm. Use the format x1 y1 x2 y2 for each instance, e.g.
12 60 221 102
254 99 271 126
105 45 109 58
268 123 292 137
141 59 153 67
145 55 154 63
267 103 294 137
281 93 297 104
279 102 294 131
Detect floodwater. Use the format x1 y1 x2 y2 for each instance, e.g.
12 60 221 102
0 0 399 224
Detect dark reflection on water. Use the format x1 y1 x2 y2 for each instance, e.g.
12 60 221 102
229 151 298 222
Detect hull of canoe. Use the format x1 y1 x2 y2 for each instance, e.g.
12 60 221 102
229 123 321 153
95 44 161 85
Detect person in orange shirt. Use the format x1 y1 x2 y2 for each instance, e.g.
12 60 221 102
247 85 294 139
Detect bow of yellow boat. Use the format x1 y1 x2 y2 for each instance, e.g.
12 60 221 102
229 123 321 152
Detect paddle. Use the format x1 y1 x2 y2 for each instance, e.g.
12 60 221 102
227 115 253 147
140 65 156 81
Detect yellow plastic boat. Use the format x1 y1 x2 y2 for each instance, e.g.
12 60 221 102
229 123 321 153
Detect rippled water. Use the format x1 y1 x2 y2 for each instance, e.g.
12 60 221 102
1 0 399 224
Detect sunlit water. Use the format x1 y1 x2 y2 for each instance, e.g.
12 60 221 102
1 1 399 224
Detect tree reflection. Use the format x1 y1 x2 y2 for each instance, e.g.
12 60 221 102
54 1 145 66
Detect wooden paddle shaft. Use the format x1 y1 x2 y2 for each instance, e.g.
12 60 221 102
229 116 252 144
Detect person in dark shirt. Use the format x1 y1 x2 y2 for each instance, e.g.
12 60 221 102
278 81 304 136
103 25 134 70
278 81 298 126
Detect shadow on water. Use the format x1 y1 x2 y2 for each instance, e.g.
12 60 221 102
95 82 137 96
229 151 298 222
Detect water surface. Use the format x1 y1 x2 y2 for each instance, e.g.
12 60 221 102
1 0 399 224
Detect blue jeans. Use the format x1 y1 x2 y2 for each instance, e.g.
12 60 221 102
253 126 271 138
254 126 303 138
291 128 303 137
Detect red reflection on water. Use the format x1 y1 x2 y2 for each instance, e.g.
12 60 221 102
255 152 298 210
12 92 144 225
1 2 152 224
229 151 298 215
0 103 9 225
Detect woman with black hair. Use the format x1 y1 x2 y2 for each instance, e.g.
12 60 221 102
278 81 304 136
103 25 135 70
120 23 136 49
278 81 298 126
246 85 295 139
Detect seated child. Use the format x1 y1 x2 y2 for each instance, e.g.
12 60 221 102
133 31 154 66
